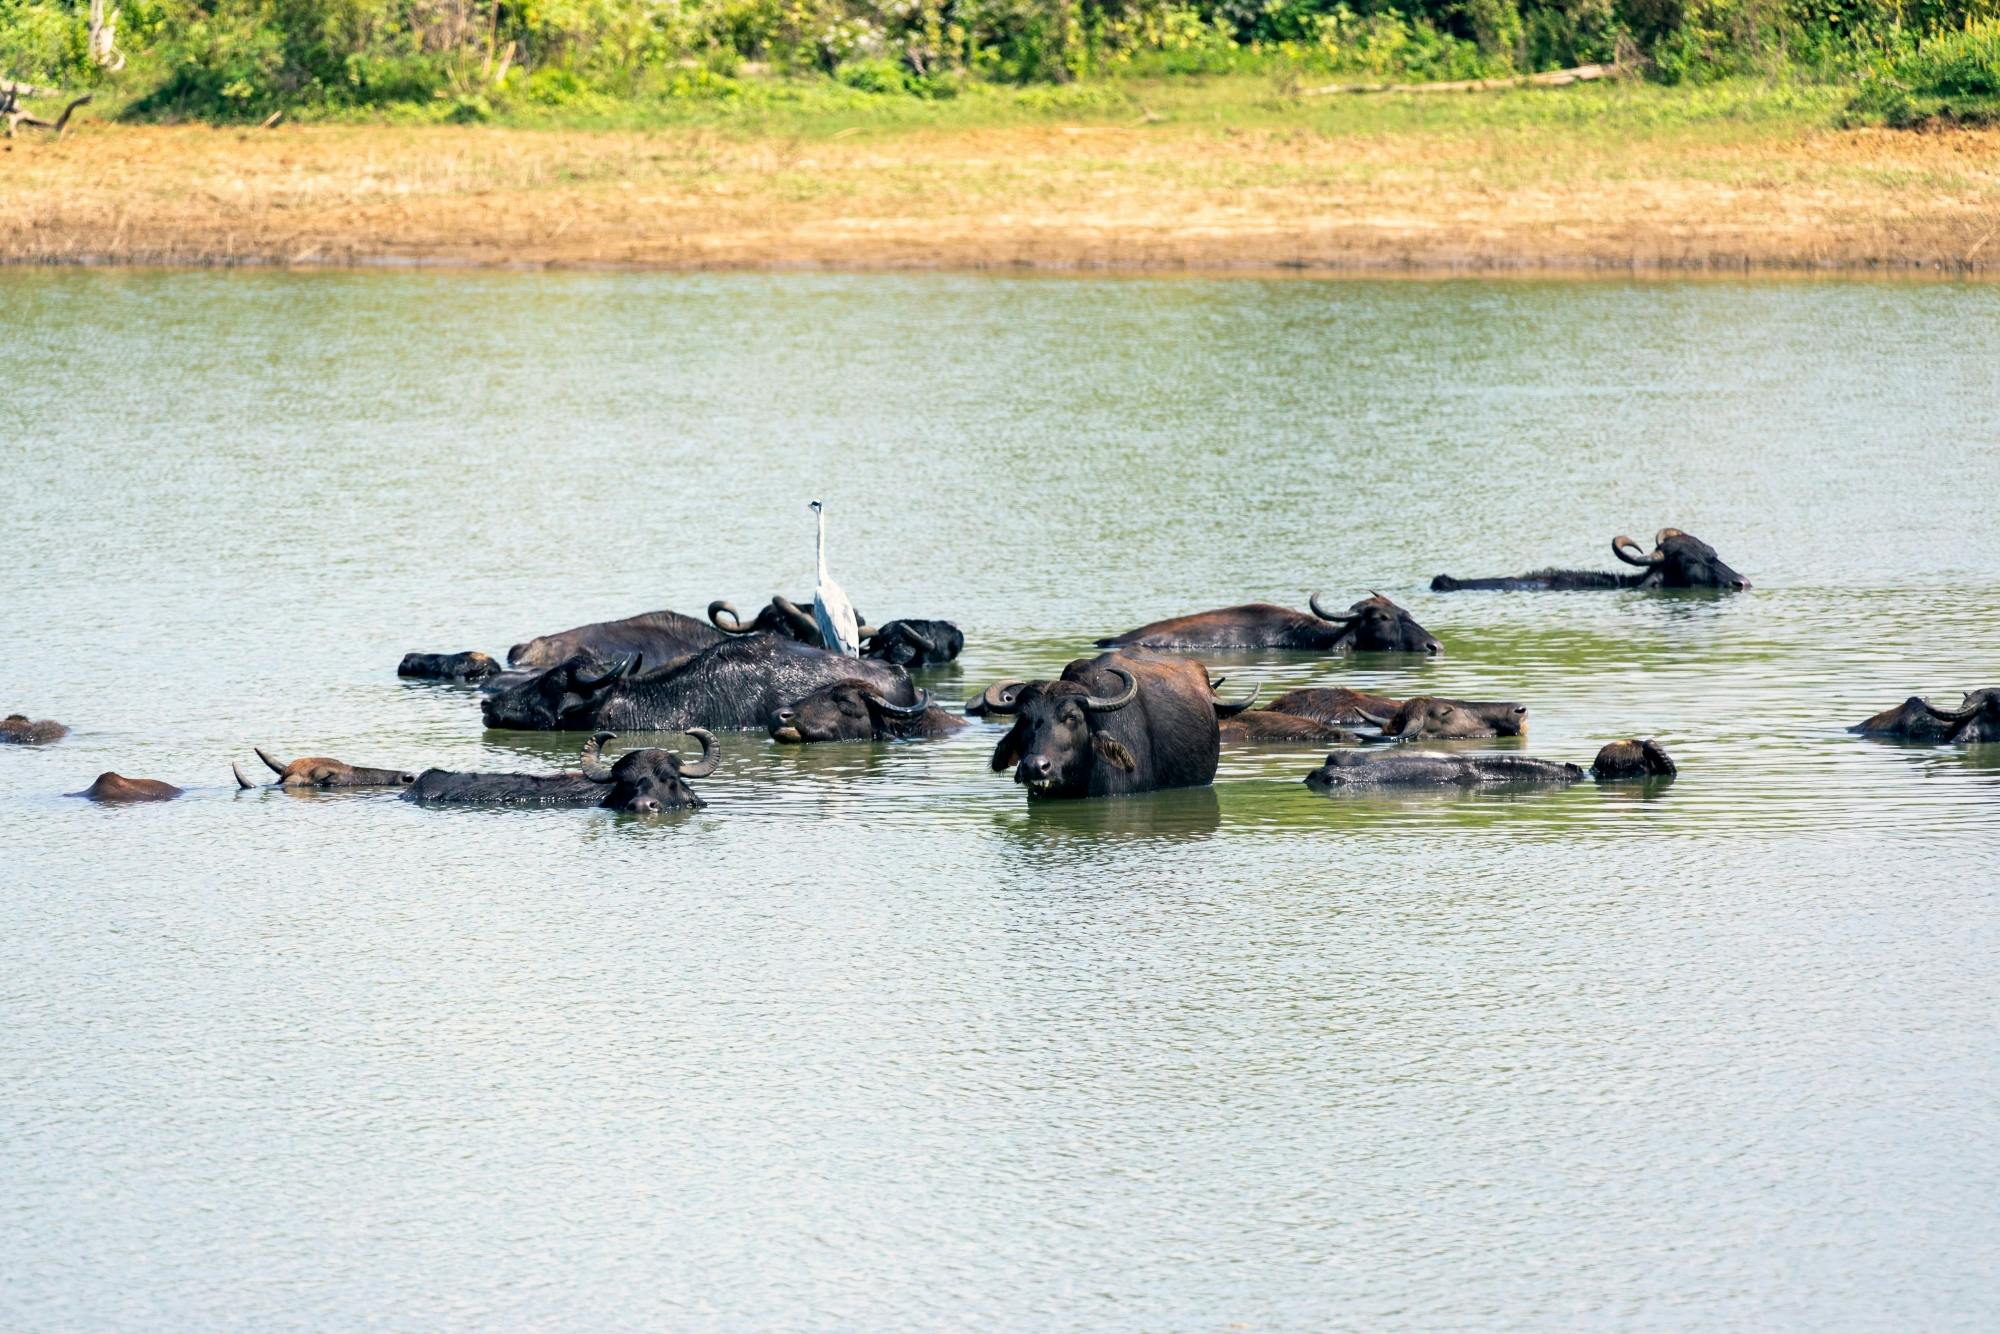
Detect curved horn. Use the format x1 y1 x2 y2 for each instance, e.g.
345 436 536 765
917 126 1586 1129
895 622 934 655
232 762 256 789
856 622 881 642
579 730 616 781
1213 683 1260 718
1608 536 1656 568
676 728 720 779
574 653 640 691
255 747 289 776
1308 591 1355 624
867 686 931 719
1081 666 1138 712
978 680 1028 715
708 600 753 634
771 595 820 640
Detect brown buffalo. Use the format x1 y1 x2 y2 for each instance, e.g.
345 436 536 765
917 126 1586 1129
70 773 183 802
1852 689 2000 745
1219 711 1361 744
1379 696 1530 740
1260 688 1404 727
768 680 963 744
2 714 67 745
508 608 723 670
1097 593 1441 655
232 748 418 790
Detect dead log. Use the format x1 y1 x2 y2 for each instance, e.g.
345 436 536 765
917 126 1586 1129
1300 62 1628 97
2 85 92 139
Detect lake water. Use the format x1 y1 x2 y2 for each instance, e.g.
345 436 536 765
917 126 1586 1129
4 271 1998 1329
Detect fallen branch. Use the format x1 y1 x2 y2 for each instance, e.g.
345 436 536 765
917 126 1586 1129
1300 62 1629 97
2 85 92 139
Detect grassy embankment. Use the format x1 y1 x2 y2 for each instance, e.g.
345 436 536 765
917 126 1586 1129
5 75 1998 273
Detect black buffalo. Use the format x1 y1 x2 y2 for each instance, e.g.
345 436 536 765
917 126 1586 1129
232 747 417 790
862 618 964 667
1432 529 1749 592
980 651 1221 799
398 651 502 681
768 681 963 744
509 608 724 670
1097 593 1440 655
1852 689 2000 745
710 596 876 648
1305 739 1675 789
481 634 918 732
406 731 719 812
2 713 67 745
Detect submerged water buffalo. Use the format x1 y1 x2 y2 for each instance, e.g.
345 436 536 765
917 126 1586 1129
1257 689 1529 738
1432 529 1749 592
980 651 1221 799
407 731 719 811
862 619 964 667
1379 696 1531 740
710 596 876 648
2 714 67 745
232 747 418 790
1219 711 1361 745
398 651 502 682
1305 739 1675 790
768 681 963 744
70 773 183 802
1098 593 1441 655
1852 688 2000 745
508 608 724 670
482 634 917 732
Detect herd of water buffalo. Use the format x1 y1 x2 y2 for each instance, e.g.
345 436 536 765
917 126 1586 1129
12 527 1997 808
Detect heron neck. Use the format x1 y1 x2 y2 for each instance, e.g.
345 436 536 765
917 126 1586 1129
816 508 829 581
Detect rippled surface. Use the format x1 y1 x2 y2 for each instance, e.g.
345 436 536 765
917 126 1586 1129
5 271 1999 1328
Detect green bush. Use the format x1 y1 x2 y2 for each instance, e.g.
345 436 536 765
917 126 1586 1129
1845 17 2000 122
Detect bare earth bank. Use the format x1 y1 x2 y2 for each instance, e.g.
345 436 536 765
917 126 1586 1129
6 121 1998 274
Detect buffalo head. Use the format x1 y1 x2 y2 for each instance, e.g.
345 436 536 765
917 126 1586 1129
1589 739 1677 779
2 714 67 745
710 596 875 647
398 651 501 681
480 651 643 731
582 729 719 812
769 680 934 743
981 667 1139 797
233 747 417 790
1612 529 1749 590
1854 689 2000 743
1381 696 1529 740
862 619 964 667
1309 592 1441 654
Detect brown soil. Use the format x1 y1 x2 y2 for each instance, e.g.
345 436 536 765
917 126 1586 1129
6 121 1998 274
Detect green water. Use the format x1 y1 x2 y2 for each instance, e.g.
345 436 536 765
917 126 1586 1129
4 271 1998 1327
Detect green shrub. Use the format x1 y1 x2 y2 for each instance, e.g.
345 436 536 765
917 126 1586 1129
1845 17 2000 122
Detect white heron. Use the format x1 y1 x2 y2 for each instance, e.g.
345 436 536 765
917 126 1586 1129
809 499 861 657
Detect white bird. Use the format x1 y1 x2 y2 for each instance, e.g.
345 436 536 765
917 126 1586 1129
809 499 861 657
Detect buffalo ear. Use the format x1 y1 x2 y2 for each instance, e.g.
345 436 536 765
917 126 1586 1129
1092 733 1138 772
990 727 1025 773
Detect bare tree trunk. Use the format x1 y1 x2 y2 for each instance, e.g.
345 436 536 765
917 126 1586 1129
88 0 126 71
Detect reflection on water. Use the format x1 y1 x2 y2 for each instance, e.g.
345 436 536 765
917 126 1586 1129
4 271 2000 1329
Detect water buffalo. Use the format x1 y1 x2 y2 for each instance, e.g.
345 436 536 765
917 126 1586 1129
2 714 67 745
508 608 724 670
406 731 719 812
768 681 963 744
231 748 418 790
1379 696 1530 740
70 773 183 802
1432 529 1749 592
1259 688 1404 727
398 651 502 681
1258 689 1528 738
1305 739 1675 790
1851 689 2000 745
481 634 918 732
862 619 964 667
1097 593 1441 655
1220 711 1361 744
710 596 876 648
980 651 1220 799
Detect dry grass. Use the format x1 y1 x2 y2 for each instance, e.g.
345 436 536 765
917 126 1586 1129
5 104 1999 274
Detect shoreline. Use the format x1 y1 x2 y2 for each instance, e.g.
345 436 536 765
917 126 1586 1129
8 117 1998 278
